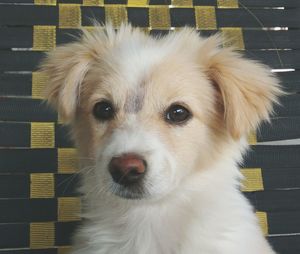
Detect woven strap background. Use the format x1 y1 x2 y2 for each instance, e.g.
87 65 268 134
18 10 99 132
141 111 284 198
0 1 299 253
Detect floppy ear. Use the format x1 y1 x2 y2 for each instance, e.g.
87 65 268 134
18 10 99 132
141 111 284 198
200 35 283 139
40 42 92 123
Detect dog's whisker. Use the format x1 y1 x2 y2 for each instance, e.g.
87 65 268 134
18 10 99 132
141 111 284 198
95 184 110 198
61 173 79 195
85 183 102 199
57 174 78 188
78 165 96 174
57 166 96 195
116 170 131 185
79 166 96 176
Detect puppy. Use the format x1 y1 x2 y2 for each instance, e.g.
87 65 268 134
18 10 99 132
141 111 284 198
42 24 283 254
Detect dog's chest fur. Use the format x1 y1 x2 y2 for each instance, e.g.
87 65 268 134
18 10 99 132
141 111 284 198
72 187 274 254
74 198 193 254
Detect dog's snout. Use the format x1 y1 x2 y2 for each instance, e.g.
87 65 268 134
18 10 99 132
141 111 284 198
108 154 147 186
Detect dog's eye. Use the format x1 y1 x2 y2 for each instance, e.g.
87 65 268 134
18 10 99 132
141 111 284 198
93 101 115 121
165 104 191 125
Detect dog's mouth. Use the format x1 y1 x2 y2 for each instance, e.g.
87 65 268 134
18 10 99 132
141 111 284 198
109 183 147 200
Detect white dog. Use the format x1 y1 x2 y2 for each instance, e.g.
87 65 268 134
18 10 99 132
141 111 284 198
42 24 282 254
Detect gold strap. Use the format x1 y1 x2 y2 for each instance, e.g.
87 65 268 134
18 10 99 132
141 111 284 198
217 0 239 8
31 122 55 148
30 222 55 249
58 197 81 222
83 26 97 32
128 0 149 7
33 26 56 51
82 0 104 6
59 4 82 28
57 113 65 124
195 6 217 30
34 0 56 5
221 27 245 50
140 27 150 34
256 212 269 235
58 148 79 174
32 71 48 99
105 5 128 28
30 173 55 198
58 246 73 254
248 131 257 145
241 168 264 192
149 6 171 30
171 0 193 7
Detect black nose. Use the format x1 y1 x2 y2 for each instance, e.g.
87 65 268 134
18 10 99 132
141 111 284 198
108 153 147 186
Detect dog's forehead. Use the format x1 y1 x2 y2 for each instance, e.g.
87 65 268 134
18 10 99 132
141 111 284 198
114 41 167 113
124 86 145 113
117 44 166 82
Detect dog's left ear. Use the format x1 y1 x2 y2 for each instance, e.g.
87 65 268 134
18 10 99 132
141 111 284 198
200 35 283 139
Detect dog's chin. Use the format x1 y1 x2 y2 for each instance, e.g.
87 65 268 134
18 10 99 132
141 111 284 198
109 184 147 200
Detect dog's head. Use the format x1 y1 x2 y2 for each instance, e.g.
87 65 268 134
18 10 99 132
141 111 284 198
42 25 282 200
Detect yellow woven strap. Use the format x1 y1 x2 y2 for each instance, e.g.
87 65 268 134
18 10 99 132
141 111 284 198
30 173 55 198
32 71 48 99
140 27 150 34
128 0 149 7
58 197 81 222
33 26 56 51
58 246 73 254
217 0 239 8
248 131 257 145
256 211 269 235
34 0 56 5
58 148 79 173
149 6 171 29
82 0 104 6
105 5 128 28
221 27 245 50
57 112 65 124
59 4 82 28
30 222 55 249
31 122 55 148
241 168 264 192
171 0 193 7
195 6 217 30
83 26 97 32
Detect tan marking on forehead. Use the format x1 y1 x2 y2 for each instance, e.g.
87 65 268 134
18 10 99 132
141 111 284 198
124 85 146 114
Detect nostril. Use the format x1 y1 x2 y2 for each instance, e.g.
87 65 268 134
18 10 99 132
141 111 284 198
108 154 147 185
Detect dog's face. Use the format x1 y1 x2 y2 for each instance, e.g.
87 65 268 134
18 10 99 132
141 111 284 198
75 47 217 199
42 25 281 200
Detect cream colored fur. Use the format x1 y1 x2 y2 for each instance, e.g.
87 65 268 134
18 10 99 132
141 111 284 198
41 24 283 254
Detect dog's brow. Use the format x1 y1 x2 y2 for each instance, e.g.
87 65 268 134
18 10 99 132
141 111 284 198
124 86 145 114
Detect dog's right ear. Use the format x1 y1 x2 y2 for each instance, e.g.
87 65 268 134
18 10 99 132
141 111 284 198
41 42 92 123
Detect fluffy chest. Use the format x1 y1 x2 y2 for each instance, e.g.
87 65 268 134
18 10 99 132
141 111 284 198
75 202 193 254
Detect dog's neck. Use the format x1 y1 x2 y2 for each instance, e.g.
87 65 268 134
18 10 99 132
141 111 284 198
79 183 200 253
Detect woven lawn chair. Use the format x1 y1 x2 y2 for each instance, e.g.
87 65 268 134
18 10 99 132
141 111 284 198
0 1 299 253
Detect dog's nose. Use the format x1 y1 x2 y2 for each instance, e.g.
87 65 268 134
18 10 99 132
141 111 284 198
108 154 147 186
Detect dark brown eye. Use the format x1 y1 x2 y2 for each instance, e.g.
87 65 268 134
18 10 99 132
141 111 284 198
93 101 115 121
165 104 192 124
